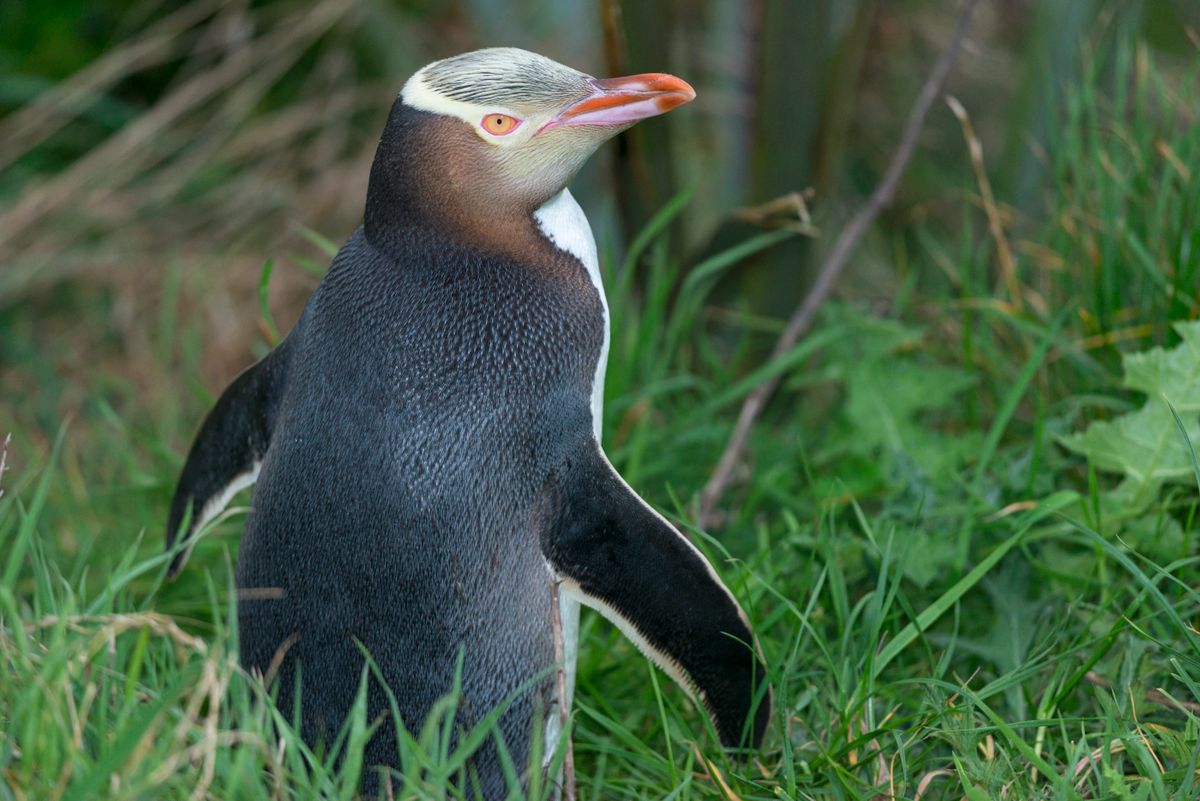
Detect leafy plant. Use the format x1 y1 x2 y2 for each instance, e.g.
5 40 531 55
1061 321 1200 553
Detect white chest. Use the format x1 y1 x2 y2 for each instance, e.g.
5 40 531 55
533 188 610 440
532 189 605 763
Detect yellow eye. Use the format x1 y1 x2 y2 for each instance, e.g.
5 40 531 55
481 113 520 135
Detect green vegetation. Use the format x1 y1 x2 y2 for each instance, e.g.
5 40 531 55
2 1 1199 799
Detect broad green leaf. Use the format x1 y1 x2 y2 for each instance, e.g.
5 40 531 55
844 360 979 468
829 310 981 483
1060 321 1200 512
1120 511 1185 562
820 307 981 482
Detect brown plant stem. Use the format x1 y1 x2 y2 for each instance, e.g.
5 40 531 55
0 433 10 501
698 0 982 528
549 579 576 801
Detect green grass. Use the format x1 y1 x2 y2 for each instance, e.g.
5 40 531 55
3 13 1200 801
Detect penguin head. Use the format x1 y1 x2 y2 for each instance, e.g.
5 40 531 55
368 48 694 235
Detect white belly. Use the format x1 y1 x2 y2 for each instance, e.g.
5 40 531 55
533 188 606 763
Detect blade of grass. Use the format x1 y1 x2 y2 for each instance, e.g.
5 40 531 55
1066 520 1200 659
296 225 340 259
955 310 1067 569
258 258 280 346
4 426 66 588
874 490 1077 677
1166 397 1200 495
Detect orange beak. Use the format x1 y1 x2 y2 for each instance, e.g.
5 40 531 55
540 73 696 132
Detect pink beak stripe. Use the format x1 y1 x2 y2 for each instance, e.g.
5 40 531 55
542 73 696 131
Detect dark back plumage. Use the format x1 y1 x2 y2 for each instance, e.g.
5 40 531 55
238 208 603 791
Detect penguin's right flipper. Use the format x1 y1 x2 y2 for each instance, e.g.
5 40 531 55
542 445 771 750
165 340 292 578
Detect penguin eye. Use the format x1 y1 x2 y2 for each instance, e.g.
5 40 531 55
481 113 521 136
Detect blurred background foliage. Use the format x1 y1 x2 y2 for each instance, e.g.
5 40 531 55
2 0 1198 436
1 0 1199 567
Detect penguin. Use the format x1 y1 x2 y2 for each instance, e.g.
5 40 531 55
166 47 770 797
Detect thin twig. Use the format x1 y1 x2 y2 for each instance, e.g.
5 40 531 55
549 579 576 801
698 0 982 527
0 433 10 501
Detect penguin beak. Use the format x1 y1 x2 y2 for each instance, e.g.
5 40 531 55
540 73 696 132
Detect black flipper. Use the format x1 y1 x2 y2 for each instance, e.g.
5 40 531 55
166 340 292 578
542 443 770 750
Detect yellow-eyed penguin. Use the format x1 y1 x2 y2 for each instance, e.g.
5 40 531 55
166 47 769 797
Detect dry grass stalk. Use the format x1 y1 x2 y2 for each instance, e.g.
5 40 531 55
28 612 208 662
690 743 744 801
945 95 1021 312
0 0 370 319
549 578 576 801
0 0 221 172
0 0 350 250
732 190 819 237
1084 670 1200 715
914 769 953 799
